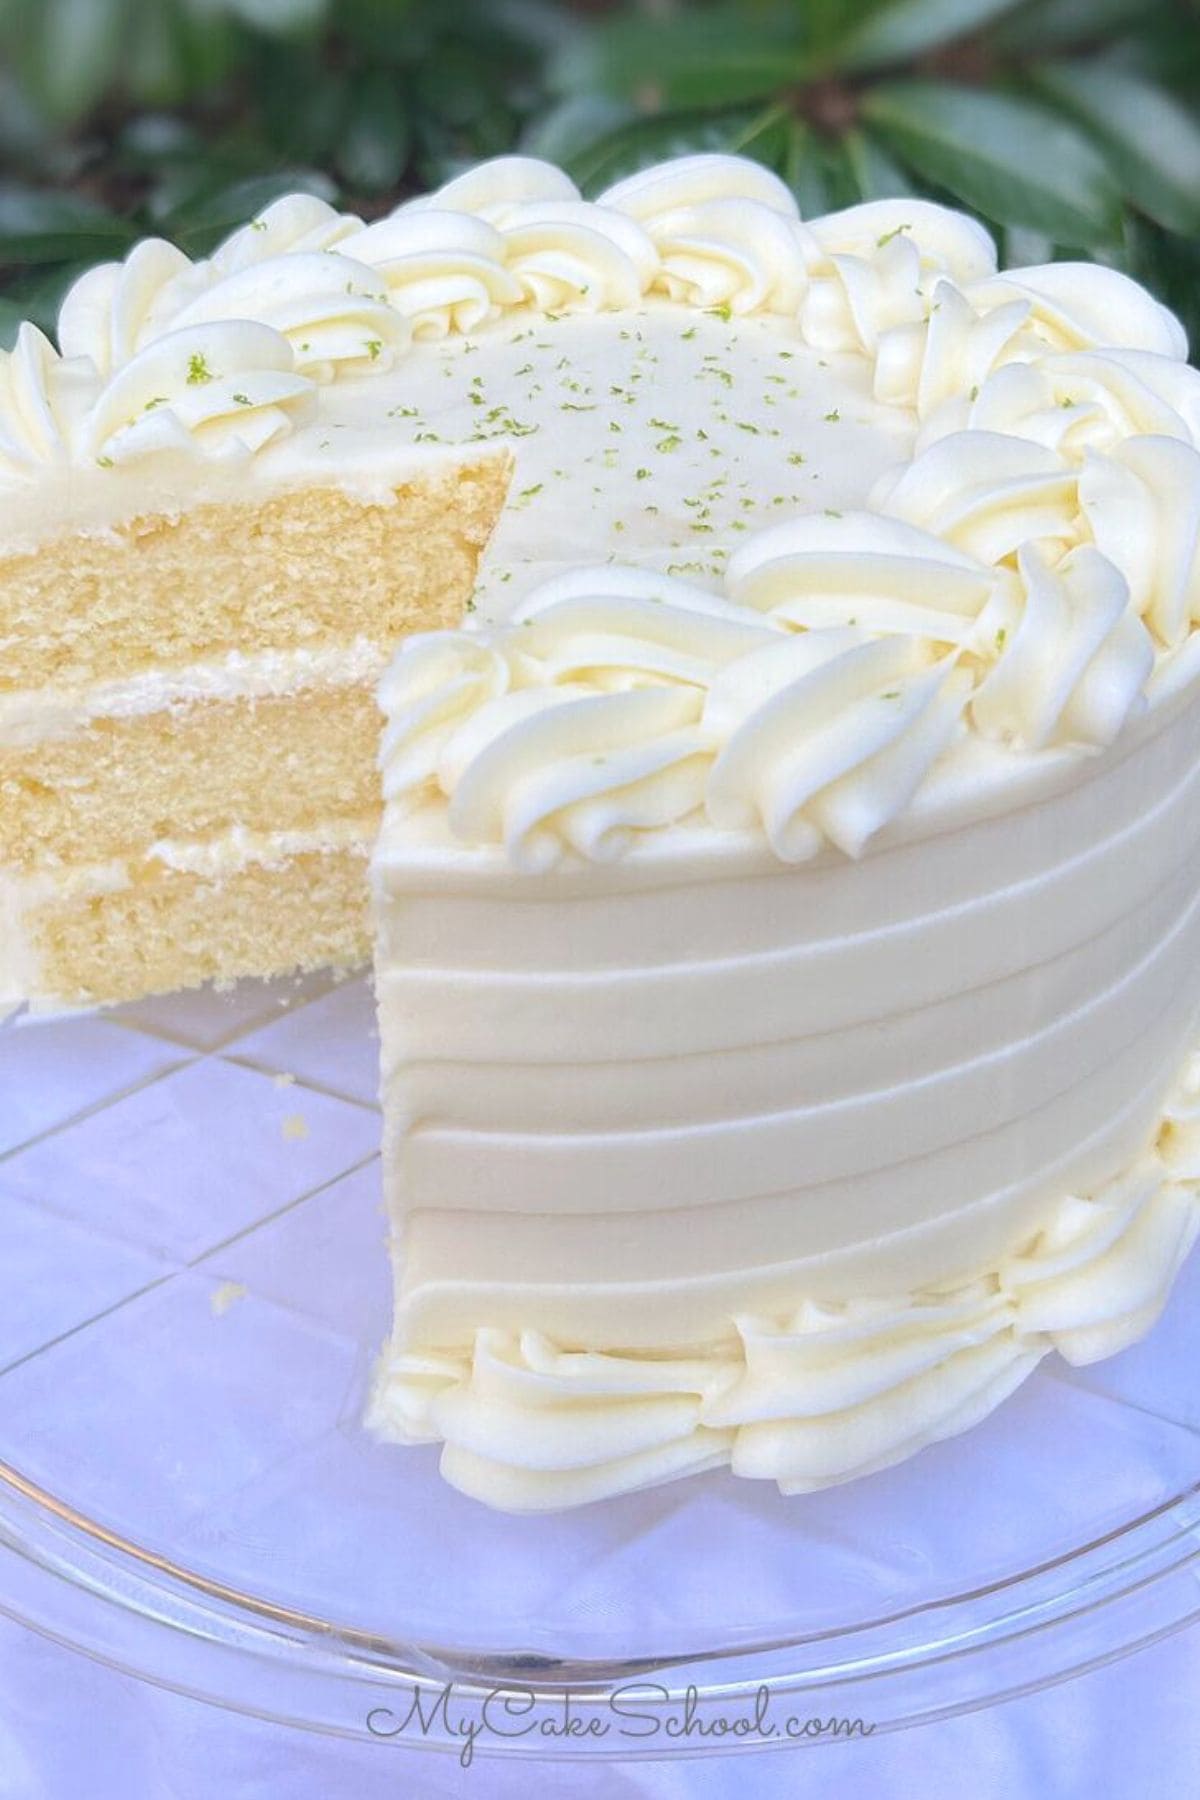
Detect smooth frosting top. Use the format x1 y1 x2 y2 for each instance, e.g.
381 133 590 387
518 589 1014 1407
2 150 1198 865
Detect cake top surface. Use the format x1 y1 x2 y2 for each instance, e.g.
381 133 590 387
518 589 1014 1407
5 150 1199 870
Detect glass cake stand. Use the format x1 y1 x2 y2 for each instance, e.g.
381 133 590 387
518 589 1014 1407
1 970 1200 1763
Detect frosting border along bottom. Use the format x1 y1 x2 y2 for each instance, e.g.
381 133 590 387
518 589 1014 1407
368 1046 1200 1511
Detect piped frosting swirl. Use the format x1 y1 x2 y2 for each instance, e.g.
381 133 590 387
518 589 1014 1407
1 149 1197 859
379 474 1171 866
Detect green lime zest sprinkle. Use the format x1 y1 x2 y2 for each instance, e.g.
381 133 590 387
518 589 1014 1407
187 352 213 385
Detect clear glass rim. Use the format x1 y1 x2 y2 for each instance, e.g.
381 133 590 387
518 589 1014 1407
3 1449 1200 1756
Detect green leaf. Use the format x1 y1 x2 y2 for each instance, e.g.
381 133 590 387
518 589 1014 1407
1102 9 1200 101
0 299 27 352
520 93 637 166
220 0 331 31
486 0 586 56
781 121 833 216
566 107 789 196
1032 63 1200 234
254 42 348 163
420 42 508 128
160 169 337 252
24 0 129 122
125 0 193 108
335 70 409 194
1 259 92 337
554 11 806 110
837 0 1026 73
0 186 137 263
175 0 243 89
0 67 56 170
1003 225 1060 266
116 113 204 166
781 122 862 215
842 127 921 201
990 0 1158 54
863 80 1123 243
1118 213 1200 356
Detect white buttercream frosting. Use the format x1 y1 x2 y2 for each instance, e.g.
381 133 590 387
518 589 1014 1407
370 1055 1200 1510
3 151 1197 860
378 479 1167 865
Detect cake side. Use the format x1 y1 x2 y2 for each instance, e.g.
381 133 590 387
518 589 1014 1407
369 668 1200 1506
362 159 1200 1509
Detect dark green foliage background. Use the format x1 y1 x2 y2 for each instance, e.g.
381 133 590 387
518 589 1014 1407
0 0 1197 350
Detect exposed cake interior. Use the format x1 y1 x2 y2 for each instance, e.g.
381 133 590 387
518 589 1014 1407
2 287 910 1012
1 453 511 1010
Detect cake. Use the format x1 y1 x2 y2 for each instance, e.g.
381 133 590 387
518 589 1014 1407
0 198 513 1008
3 153 1200 1511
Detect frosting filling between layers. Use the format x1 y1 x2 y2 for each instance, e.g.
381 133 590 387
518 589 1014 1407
0 639 388 748
0 816 375 1014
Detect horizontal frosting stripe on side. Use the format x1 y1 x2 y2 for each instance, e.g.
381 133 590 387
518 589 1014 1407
383 845 1200 1133
394 1035 1189 1334
397 890 1200 1213
373 668 1200 956
371 1060 1200 1507
0 407 511 558
376 764 1200 1062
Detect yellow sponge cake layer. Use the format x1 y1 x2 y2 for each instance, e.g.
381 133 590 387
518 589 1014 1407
0 682 382 871
0 464 509 691
4 830 372 1009
0 449 509 1007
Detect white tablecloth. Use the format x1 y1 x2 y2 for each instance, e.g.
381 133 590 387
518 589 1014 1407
0 1607 1193 1798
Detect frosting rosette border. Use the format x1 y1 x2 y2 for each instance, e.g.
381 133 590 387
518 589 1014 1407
1 149 1197 856
369 1050 1200 1512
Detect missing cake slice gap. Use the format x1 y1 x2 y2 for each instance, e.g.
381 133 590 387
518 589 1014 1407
0 444 513 1014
